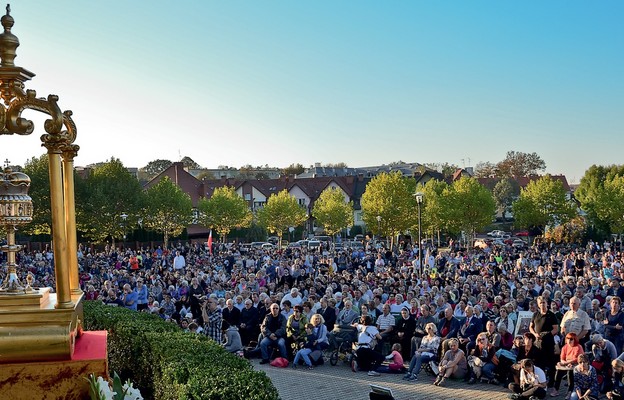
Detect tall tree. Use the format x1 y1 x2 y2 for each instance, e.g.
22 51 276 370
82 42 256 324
142 176 193 249
496 151 546 177
473 161 497 178
593 175 624 236
492 178 519 221
82 158 143 245
197 186 252 242
418 179 449 243
512 175 576 235
575 164 624 237
21 155 52 235
444 177 496 240
180 156 201 170
256 190 307 243
360 172 416 243
281 163 305 176
312 187 354 236
140 159 172 178
424 162 459 179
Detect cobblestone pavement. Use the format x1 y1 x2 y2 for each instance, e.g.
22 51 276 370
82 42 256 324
251 359 572 400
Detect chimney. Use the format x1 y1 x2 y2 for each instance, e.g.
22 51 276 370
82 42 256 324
357 173 364 182
314 162 321 168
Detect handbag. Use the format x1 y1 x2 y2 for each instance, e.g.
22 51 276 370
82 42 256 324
269 357 289 368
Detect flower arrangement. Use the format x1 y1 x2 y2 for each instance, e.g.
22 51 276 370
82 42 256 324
87 372 143 400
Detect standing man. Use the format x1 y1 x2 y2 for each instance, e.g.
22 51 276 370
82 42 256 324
173 250 186 271
560 296 591 348
202 298 223 343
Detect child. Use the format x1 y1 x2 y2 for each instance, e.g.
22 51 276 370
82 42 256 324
293 323 318 369
375 343 405 374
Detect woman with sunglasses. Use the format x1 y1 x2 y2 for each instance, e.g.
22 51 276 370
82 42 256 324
571 353 599 400
551 332 584 399
467 333 498 384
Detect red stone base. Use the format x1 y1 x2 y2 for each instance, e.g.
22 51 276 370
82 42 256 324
0 330 108 400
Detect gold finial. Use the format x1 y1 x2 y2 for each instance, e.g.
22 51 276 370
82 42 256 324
0 3 19 67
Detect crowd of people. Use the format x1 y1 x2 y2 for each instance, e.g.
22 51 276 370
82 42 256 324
9 235 624 399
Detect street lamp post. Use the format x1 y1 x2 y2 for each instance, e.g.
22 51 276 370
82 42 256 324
415 192 424 275
376 215 381 247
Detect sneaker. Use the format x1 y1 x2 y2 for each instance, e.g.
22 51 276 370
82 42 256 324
507 395 520 400
291 363 297 369
351 359 358 372
549 388 558 397
436 377 446 387
402 373 411 380
489 378 500 385
529 396 539 400
433 376 442 386
468 377 476 384
307 365 314 370
368 371 381 376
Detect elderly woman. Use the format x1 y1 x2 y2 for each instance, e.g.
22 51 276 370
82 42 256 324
310 313 329 350
433 338 467 387
404 322 440 381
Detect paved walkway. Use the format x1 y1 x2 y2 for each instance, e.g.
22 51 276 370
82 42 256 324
252 359 571 400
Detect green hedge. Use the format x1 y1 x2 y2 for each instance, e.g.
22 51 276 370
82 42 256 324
83 301 279 400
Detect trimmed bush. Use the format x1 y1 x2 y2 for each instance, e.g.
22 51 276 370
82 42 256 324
83 301 279 400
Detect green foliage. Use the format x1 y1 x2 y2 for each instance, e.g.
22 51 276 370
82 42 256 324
474 151 546 178
256 190 307 240
81 158 144 244
444 177 496 237
83 301 278 400
139 159 172 181
312 187 354 236
142 176 193 249
198 186 252 240
545 216 587 244
360 172 416 238
21 155 52 235
492 178 519 221
281 163 305 176
575 164 624 236
180 157 201 170
512 175 576 234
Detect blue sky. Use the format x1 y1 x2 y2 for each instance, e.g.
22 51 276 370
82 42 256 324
4 1 623 183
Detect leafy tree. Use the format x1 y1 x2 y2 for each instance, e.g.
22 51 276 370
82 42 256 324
512 175 576 235
545 216 587 244
474 161 497 178
81 158 144 245
198 186 252 242
139 159 172 182
312 187 354 236
593 175 624 236
360 172 416 243
323 162 348 168
496 151 546 178
180 156 201 170
142 176 193 249
575 164 624 237
492 178 519 221
282 163 305 176
444 177 496 240
196 170 216 180
417 179 449 245
423 162 459 179
256 190 307 243
21 155 52 235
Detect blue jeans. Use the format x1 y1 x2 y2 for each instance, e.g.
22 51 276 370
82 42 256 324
482 362 496 379
260 336 287 360
408 352 435 376
294 348 313 366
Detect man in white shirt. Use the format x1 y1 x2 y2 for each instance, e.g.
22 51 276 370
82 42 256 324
173 250 186 271
280 288 302 308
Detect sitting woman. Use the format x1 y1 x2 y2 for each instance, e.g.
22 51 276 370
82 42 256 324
433 338 467 387
571 353 599 400
222 320 243 353
467 333 498 384
310 313 329 351
352 315 384 376
286 305 308 358
551 332 584 398
404 322 440 381
484 320 501 349
508 358 547 400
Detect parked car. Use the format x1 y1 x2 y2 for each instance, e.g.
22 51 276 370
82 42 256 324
512 239 527 248
267 236 279 245
487 230 506 238
261 243 275 250
515 230 529 237
240 243 251 253
308 240 321 251
250 242 267 249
